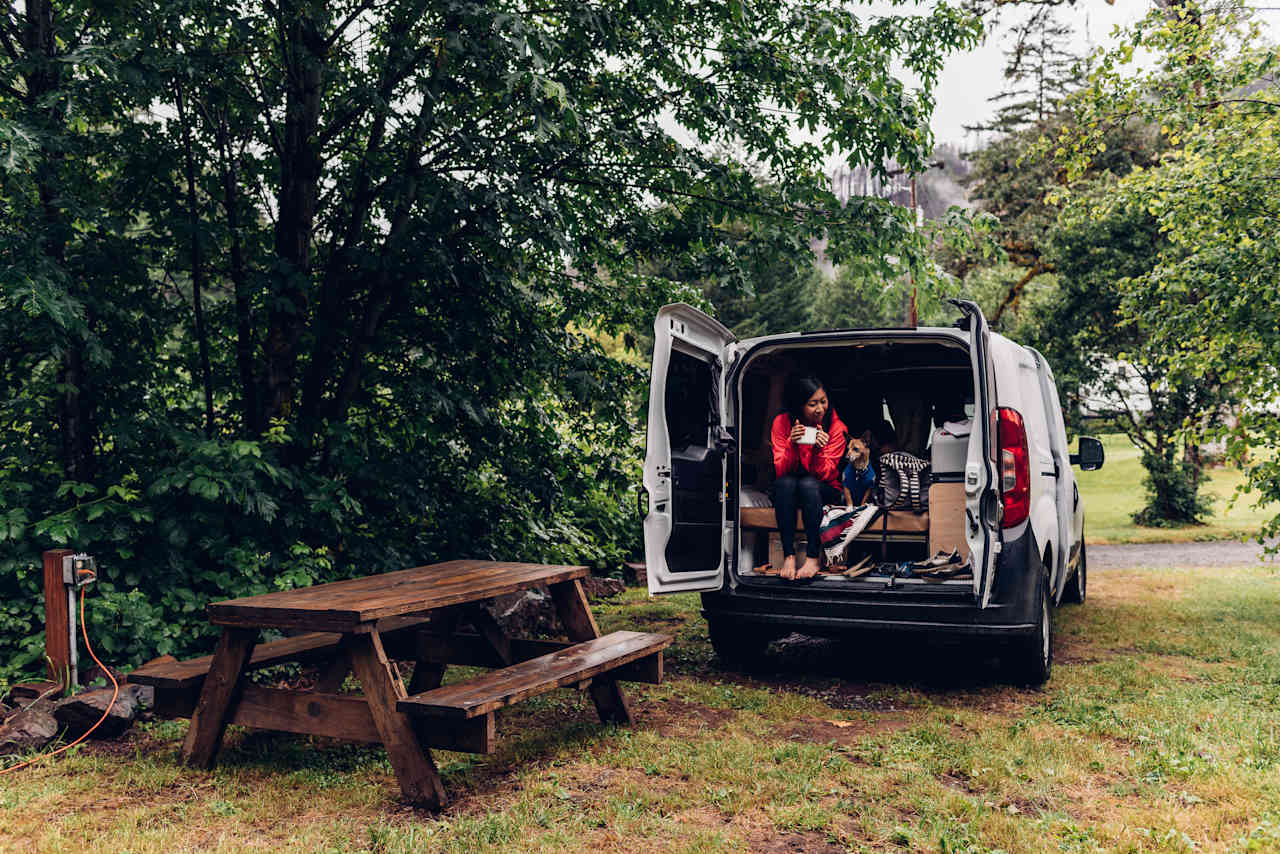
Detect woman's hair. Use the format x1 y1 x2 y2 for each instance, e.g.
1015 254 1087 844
783 374 831 427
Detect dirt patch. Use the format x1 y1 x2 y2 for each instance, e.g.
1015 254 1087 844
998 793 1049 817
743 829 847 853
943 685 1032 716
1055 635 1104 666
939 771 982 797
573 766 654 794
775 715 912 747
74 718 174 760
672 807 849 854
640 698 738 737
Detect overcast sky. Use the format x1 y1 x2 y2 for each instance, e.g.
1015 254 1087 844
926 1 1280 148
930 1 1148 147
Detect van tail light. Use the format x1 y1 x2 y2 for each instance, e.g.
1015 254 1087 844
996 407 1030 528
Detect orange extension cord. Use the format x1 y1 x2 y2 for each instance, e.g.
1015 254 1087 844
0 586 120 775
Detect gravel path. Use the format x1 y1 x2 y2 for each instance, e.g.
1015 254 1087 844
1091 540 1276 570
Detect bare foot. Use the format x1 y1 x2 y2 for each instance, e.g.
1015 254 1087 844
797 556 821 579
780 554 797 580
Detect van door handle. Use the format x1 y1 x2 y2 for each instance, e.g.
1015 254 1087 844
713 426 737 455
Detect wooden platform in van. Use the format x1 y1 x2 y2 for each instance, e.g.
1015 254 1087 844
738 506 928 534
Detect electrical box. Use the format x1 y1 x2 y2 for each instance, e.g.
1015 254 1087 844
62 553 98 587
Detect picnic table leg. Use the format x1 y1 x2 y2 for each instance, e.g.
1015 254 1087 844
348 628 448 809
181 627 257 768
548 579 632 725
314 638 352 693
468 604 514 666
408 607 463 694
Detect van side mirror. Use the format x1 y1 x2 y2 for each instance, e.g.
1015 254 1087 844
1069 437 1105 471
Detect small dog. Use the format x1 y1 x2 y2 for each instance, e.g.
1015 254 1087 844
842 436 875 507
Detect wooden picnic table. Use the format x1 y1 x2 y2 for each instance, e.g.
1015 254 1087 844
128 560 670 809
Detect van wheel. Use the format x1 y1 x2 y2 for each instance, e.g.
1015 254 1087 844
1062 541 1087 605
1005 575 1053 687
708 619 771 670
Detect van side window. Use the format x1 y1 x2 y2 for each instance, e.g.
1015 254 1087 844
664 349 716 451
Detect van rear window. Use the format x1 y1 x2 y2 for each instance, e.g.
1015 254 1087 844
664 349 715 450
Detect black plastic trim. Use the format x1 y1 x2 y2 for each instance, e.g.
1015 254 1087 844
700 609 1037 636
703 526 1045 637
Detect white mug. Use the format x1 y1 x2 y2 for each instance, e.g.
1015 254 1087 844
797 426 818 445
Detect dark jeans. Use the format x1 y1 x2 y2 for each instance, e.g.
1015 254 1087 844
773 474 842 559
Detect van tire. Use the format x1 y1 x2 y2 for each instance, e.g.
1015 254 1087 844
708 619 770 669
1062 540 1086 605
1005 574 1053 687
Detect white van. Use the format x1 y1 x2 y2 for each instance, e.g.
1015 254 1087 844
641 300 1104 684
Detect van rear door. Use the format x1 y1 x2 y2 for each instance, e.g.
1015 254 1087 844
644 304 736 594
949 300 1001 608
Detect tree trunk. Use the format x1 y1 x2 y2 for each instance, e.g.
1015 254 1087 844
25 0 94 481
216 114 259 435
263 1 329 425
1185 441 1202 487
176 78 216 436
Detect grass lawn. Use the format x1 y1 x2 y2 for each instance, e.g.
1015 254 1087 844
4 567 1280 853
1077 434 1273 545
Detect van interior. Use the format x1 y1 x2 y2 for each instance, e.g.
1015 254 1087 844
735 338 976 586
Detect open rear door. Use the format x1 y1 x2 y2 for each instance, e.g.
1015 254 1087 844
644 304 736 594
949 299 1001 608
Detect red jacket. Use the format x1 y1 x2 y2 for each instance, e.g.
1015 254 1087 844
771 409 848 490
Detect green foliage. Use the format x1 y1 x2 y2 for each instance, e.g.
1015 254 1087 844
950 5 1246 525
1030 4 1274 530
1132 451 1214 528
704 261 916 339
703 203 1012 339
0 0 979 682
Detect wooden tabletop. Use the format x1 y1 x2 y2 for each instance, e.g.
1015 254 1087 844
207 560 590 633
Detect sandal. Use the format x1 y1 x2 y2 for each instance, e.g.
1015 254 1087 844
843 555 874 578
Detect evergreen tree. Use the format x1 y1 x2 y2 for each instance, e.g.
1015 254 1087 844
977 8 1082 135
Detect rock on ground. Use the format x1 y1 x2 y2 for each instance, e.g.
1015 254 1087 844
0 699 59 754
488 576 627 637
52 685 143 740
580 576 625 600
488 589 558 637
623 562 647 586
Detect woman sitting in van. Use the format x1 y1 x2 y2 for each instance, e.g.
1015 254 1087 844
771 375 847 580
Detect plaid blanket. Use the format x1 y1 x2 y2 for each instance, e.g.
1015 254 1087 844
818 504 882 564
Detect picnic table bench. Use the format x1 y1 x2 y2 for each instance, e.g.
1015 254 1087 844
127 560 670 809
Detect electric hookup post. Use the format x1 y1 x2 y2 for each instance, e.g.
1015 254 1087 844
41 549 98 693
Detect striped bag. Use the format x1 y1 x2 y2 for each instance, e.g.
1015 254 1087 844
876 451 931 511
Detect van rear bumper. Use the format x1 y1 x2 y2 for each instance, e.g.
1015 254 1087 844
697 604 1037 637
703 528 1044 639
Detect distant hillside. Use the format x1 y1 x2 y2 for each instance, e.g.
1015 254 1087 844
812 146 974 273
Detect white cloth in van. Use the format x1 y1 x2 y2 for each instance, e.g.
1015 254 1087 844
740 487 772 507
940 419 971 438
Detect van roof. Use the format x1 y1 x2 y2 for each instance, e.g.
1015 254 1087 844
736 324 972 350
